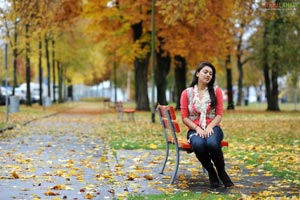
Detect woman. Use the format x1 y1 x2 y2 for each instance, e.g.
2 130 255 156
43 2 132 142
180 61 234 189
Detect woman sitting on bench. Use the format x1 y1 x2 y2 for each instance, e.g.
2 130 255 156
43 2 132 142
180 61 234 189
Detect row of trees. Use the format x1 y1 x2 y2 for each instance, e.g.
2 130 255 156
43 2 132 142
0 0 84 105
83 0 300 111
0 0 299 111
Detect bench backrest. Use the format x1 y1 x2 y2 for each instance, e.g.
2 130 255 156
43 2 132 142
157 105 181 141
115 101 124 112
157 105 180 132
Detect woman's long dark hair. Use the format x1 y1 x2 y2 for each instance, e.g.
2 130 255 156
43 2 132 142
189 61 217 109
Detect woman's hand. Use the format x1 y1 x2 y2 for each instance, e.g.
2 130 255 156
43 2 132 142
205 126 214 137
195 126 209 138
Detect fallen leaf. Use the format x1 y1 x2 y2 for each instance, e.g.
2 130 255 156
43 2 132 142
12 171 19 179
84 193 95 199
127 173 137 180
149 143 157 149
144 174 153 180
44 191 59 196
51 185 64 190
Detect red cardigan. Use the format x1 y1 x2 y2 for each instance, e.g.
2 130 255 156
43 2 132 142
180 87 224 129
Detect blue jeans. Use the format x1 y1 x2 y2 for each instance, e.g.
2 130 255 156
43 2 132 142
187 126 224 160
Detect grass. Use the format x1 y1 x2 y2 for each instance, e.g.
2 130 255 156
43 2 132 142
128 192 240 200
0 102 75 130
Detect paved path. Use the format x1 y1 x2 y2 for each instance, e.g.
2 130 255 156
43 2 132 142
0 103 298 199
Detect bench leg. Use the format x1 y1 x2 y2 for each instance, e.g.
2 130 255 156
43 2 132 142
160 143 169 175
128 113 135 121
170 146 180 184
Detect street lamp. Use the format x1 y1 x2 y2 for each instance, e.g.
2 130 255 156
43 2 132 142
150 0 156 123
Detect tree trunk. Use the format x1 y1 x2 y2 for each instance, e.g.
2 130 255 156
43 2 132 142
155 38 171 105
262 18 272 110
57 61 63 103
268 17 281 111
45 35 51 97
269 67 280 111
236 58 243 106
52 39 56 103
132 21 150 111
263 16 281 111
38 40 43 106
226 55 234 110
236 33 243 106
263 64 271 108
134 57 150 110
25 24 31 106
174 55 186 110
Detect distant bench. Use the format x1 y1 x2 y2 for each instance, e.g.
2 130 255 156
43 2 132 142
103 98 111 109
115 101 136 121
157 105 229 184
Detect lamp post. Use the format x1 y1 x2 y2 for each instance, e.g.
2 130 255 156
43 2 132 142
150 0 156 123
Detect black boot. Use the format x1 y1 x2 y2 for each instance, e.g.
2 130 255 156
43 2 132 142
198 156 220 188
212 157 234 188
206 167 220 189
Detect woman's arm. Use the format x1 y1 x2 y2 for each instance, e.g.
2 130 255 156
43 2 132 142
205 115 222 135
205 88 223 136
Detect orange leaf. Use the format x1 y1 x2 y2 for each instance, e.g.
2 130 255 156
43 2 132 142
144 174 153 180
12 171 19 179
44 191 59 196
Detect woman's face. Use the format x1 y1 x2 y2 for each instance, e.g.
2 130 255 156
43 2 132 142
197 66 213 85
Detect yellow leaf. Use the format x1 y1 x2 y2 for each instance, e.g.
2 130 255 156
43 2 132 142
84 193 95 199
84 184 95 190
149 143 157 149
99 156 107 162
127 173 137 180
178 174 186 181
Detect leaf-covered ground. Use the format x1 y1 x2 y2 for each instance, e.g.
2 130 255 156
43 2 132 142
0 102 299 199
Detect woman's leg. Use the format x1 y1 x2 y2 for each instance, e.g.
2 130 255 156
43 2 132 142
187 130 220 188
207 127 234 187
206 126 224 158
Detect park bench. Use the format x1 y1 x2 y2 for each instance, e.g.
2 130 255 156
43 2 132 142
103 98 111 109
157 105 229 184
115 101 136 121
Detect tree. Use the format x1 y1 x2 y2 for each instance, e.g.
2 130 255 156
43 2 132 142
156 0 235 109
173 55 186 109
155 37 171 105
250 0 300 111
232 0 256 106
0 0 24 95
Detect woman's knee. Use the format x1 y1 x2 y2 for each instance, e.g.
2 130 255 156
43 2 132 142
190 137 206 152
207 141 221 151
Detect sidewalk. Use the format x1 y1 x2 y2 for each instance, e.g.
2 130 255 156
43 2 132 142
0 103 298 199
